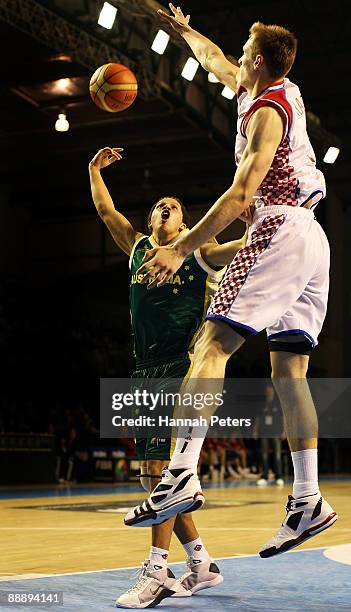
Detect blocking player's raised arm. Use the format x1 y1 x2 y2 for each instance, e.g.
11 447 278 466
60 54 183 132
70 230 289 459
137 106 283 284
158 3 239 91
89 147 143 257
169 106 283 258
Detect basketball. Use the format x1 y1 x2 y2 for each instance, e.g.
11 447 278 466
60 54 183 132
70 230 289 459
89 63 138 112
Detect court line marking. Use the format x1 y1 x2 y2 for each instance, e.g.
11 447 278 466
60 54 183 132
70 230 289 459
1 543 349 582
1 527 351 531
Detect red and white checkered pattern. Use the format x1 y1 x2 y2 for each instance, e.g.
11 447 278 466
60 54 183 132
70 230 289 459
208 214 285 317
235 79 326 210
259 138 298 206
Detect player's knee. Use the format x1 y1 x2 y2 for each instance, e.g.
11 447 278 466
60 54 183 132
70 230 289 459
147 459 168 475
139 460 167 492
195 320 241 362
139 461 150 491
271 353 309 379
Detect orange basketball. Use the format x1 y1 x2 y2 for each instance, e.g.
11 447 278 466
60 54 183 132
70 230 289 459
89 63 138 112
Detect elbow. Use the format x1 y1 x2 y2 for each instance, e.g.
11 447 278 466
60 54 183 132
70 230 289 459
228 183 252 209
96 203 108 219
202 48 219 72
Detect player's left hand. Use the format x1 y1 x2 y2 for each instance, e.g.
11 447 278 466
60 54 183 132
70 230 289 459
157 4 191 35
137 245 185 288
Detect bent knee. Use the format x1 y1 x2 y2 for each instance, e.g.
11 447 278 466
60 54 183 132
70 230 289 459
146 459 169 475
195 320 244 360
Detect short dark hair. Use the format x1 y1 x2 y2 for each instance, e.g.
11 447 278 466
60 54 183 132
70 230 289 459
249 22 298 79
147 196 190 229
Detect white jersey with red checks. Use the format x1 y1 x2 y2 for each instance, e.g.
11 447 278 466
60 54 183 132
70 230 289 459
235 79 326 210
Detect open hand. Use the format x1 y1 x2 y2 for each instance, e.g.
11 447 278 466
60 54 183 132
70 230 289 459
89 147 123 171
137 245 185 288
157 3 191 34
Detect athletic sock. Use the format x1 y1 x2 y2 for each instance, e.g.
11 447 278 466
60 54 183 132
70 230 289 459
168 425 208 472
291 448 319 498
183 537 209 562
149 546 169 571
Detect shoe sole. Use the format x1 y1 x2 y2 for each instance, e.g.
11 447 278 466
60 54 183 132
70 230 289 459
116 587 175 608
124 492 205 527
259 511 338 558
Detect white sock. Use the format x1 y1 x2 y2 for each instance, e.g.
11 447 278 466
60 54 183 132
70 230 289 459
149 546 168 571
291 449 319 498
183 537 209 561
168 426 208 472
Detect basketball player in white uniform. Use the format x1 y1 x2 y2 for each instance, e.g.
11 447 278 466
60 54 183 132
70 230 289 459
125 4 338 557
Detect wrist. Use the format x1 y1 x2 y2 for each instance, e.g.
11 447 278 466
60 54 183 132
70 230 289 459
174 239 188 259
89 163 100 173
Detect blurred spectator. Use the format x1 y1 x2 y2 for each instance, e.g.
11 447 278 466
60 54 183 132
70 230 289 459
256 384 285 486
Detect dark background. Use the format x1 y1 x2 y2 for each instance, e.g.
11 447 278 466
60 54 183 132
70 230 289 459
0 1 349 465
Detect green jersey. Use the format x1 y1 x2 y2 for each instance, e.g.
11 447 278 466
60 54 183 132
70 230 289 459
129 233 226 368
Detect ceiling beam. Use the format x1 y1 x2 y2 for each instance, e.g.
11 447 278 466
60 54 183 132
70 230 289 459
0 0 160 99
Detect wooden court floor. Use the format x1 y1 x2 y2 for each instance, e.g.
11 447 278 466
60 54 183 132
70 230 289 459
1 480 350 579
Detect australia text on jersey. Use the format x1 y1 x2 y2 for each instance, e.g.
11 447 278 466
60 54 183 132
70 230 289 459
131 272 189 285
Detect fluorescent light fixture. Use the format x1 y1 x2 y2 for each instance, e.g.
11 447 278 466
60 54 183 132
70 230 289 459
98 2 117 29
151 30 170 55
55 78 71 93
323 146 340 164
208 72 219 83
221 85 235 100
55 112 69 132
181 57 199 81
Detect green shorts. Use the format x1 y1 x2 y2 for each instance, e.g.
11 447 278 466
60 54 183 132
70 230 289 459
132 355 191 461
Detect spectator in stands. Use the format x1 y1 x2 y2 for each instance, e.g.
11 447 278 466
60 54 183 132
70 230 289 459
256 384 285 486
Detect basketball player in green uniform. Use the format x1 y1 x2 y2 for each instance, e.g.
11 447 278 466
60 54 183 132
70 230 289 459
89 146 247 608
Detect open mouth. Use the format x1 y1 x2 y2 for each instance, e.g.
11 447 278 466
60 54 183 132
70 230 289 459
161 210 170 220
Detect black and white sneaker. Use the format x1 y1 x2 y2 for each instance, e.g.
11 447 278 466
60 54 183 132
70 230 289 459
259 491 338 558
172 557 224 595
115 560 191 608
124 467 205 527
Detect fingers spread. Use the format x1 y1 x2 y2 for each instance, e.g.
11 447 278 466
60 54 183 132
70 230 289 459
141 248 157 264
157 272 172 287
137 252 157 274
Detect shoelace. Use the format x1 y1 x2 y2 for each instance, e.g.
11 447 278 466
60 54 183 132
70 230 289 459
178 558 193 583
126 563 151 594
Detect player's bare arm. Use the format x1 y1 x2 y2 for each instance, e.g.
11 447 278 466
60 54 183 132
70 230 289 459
138 106 283 285
158 3 239 91
201 226 249 267
89 147 143 256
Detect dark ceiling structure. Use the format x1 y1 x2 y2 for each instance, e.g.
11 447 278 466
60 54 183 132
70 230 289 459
0 0 349 221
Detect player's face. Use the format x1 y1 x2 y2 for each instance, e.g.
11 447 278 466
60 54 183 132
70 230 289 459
238 37 257 88
150 198 185 235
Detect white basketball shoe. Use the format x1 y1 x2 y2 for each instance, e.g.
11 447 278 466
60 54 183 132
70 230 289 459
124 467 205 527
172 557 224 596
115 560 191 608
259 491 338 558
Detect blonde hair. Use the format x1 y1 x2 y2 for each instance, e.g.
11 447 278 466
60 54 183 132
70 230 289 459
249 22 297 79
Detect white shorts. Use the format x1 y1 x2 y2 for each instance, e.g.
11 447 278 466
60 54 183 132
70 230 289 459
206 205 330 349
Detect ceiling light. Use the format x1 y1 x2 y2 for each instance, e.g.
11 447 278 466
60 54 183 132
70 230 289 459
221 85 235 100
181 57 199 81
151 30 170 55
98 2 117 30
323 146 340 164
55 112 69 132
55 78 71 93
